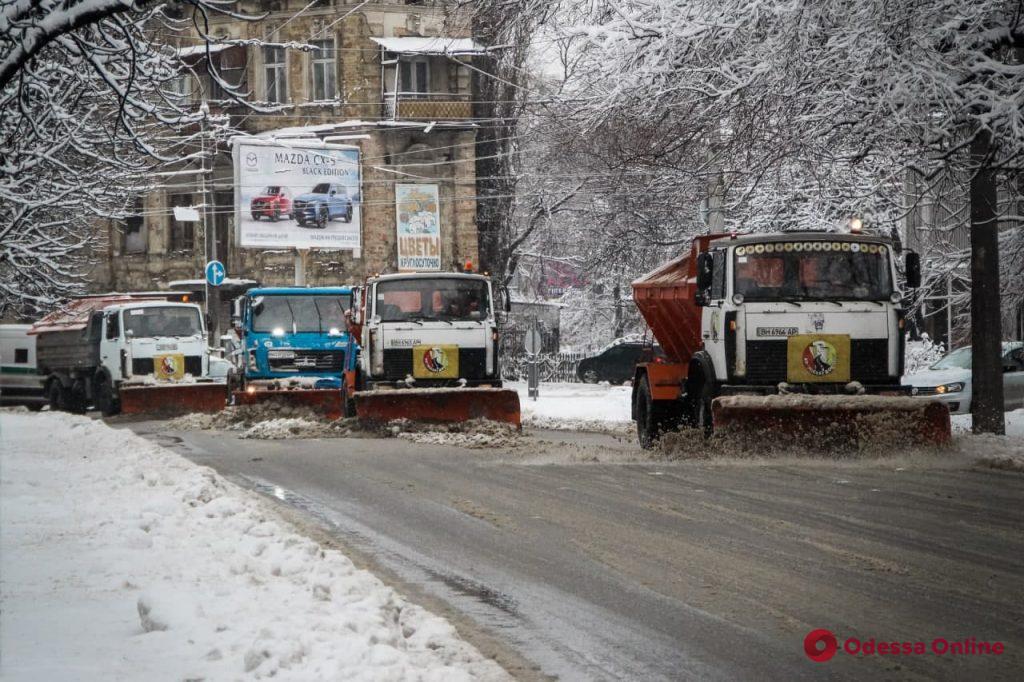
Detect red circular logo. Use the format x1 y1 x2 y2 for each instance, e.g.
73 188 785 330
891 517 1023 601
804 629 838 662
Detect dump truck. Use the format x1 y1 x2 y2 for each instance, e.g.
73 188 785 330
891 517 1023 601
342 272 521 427
631 230 951 448
227 287 353 418
31 296 226 416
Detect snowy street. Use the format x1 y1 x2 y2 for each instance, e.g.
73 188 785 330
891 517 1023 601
0 412 506 681
51 402 1019 681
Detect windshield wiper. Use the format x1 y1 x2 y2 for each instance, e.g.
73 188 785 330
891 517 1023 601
283 297 298 334
311 299 325 335
779 296 803 307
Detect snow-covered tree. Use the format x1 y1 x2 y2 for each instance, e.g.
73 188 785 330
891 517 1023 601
0 0 256 317
519 0 1024 431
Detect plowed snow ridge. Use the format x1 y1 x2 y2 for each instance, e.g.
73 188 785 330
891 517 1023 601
0 412 508 681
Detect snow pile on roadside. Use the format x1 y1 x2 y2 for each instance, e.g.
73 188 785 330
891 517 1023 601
958 409 1024 472
391 418 522 449
512 381 633 434
0 412 508 680
166 404 361 439
240 417 331 440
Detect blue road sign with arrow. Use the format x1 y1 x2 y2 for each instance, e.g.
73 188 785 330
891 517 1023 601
205 260 226 287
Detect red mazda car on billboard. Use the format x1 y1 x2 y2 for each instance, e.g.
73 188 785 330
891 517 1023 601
250 186 293 221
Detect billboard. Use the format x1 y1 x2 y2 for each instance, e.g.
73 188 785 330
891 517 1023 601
396 183 441 271
234 140 361 251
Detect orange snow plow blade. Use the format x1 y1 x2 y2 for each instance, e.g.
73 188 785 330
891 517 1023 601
712 395 952 450
232 389 344 420
120 383 227 416
354 388 521 429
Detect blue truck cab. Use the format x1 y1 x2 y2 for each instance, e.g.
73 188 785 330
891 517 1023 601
235 287 354 389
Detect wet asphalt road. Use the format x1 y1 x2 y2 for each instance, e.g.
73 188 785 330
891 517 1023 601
126 423 1024 681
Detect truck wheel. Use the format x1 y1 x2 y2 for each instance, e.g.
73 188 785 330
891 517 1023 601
271 209 280 222
341 384 356 419
251 211 260 221
635 378 662 449
27 403 44 412
581 368 599 384
95 376 120 417
342 205 352 223
684 375 714 436
316 206 328 229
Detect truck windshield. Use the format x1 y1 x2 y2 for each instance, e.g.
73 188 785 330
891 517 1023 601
375 278 491 322
123 306 202 337
734 242 893 302
251 294 352 334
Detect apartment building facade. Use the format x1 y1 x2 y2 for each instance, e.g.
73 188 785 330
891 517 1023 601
88 0 485 293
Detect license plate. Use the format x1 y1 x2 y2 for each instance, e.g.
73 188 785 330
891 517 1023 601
412 345 459 379
786 334 851 383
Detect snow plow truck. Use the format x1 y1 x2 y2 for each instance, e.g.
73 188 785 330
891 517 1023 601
631 230 952 449
227 287 353 418
342 271 520 428
31 296 226 416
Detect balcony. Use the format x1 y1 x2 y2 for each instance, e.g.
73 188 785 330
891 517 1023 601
383 92 473 121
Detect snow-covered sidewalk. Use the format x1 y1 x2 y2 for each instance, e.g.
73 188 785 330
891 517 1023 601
0 411 506 681
512 381 633 433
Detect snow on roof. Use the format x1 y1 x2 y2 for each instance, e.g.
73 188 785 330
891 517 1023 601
176 43 229 59
29 296 153 334
370 37 486 56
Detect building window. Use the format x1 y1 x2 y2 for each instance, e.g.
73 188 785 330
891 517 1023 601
169 194 195 252
310 39 336 101
169 73 191 101
14 348 28 363
123 197 147 254
264 46 287 103
399 58 429 96
218 46 248 97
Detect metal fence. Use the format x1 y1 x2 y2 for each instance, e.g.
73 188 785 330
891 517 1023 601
501 350 587 383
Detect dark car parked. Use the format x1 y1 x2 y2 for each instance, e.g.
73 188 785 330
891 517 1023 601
576 341 663 384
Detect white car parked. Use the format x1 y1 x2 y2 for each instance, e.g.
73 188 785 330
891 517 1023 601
904 342 1024 414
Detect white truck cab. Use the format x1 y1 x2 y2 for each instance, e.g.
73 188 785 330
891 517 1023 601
695 232 913 394
356 272 502 390
98 301 209 382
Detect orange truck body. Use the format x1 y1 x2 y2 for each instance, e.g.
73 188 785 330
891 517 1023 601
631 234 729 400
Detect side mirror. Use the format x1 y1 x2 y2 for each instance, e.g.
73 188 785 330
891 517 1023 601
695 252 713 304
905 251 921 289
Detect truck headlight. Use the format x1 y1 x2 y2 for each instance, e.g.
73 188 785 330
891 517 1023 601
247 351 258 371
935 382 964 394
732 293 745 305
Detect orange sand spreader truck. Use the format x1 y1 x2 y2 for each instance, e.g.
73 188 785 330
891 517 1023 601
630 229 952 449
340 268 521 428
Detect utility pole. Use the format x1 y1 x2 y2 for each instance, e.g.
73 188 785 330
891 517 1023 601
199 101 221 340
969 127 1005 435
